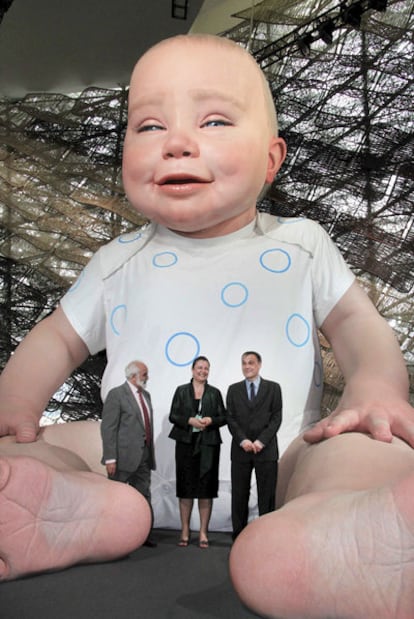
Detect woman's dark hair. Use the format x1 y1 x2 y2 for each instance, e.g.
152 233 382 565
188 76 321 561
191 355 210 369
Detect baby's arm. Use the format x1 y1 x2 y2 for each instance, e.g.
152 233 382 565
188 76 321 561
304 281 414 447
0 306 89 442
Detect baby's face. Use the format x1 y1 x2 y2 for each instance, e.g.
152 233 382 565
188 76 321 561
122 38 285 238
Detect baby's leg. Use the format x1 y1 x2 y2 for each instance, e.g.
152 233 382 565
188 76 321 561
230 433 414 619
39 419 107 474
1 419 106 474
0 428 151 581
0 432 90 471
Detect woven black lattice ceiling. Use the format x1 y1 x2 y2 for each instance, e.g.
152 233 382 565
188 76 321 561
0 0 413 420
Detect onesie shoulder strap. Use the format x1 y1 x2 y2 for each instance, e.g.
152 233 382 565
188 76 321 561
98 222 157 279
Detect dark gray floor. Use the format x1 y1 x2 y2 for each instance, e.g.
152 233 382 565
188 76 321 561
1 529 260 619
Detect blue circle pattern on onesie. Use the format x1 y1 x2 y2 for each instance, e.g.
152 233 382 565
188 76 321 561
102 220 312 366
286 313 311 348
152 251 178 268
156 241 310 364
165 331 201 367
118 231 143 244
104 234 312 361
152 250 200 367
110 304 127 336
260 247 291 273
259 245 310 348
221 282 249 308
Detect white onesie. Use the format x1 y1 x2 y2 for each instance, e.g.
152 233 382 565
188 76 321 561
61 212 355 530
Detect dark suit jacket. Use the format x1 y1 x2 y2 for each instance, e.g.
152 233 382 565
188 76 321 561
226 378 282 462
168 381 227 446
100 381 156 472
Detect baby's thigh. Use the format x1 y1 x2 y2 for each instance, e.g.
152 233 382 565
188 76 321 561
0 433 90 472
39 420 106 475
280 432 414 504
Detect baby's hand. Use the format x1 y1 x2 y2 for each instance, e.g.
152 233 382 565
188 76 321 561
0 410 40 443
304 398 414 448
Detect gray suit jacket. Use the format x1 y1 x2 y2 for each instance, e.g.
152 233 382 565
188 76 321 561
100 381 156 472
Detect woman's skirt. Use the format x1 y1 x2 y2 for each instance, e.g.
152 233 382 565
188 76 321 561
175 435 220 498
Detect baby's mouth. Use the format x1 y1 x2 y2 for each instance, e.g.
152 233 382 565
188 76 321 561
163 178 200 185
157 174 209 186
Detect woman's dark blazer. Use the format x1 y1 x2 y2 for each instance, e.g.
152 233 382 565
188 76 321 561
168 381 227 446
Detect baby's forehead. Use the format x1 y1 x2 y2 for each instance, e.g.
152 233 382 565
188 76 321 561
131 45 256 98
134 38 252 76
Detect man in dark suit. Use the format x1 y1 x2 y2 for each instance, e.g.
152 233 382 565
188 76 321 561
226 351 282 540
101 359 157 546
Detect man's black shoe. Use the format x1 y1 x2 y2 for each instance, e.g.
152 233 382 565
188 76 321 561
143 538 157 548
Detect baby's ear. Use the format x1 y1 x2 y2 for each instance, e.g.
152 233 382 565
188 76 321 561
265 137 287 183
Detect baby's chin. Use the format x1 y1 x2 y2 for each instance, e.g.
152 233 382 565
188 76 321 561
150 213 221 237
164 225 213 238
134 203 240 238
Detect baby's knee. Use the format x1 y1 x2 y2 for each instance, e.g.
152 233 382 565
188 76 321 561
229 527 257 608
229 516 275 611
110 482 152 547
229 510 309 617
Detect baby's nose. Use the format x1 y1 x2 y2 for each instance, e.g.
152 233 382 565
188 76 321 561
162 129 199 159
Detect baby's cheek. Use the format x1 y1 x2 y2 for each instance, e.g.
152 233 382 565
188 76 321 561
122 157 140 182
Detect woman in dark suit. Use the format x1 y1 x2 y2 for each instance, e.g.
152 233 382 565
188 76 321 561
169 356 226 548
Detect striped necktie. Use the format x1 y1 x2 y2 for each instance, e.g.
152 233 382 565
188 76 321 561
137 389 151 445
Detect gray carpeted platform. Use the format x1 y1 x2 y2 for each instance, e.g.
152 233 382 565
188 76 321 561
1 529 260 619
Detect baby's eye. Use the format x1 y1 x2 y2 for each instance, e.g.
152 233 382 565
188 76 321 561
137 123 165 133
202 118 233 128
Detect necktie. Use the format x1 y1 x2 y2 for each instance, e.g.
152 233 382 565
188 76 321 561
137 389 152 445
249 382 255 401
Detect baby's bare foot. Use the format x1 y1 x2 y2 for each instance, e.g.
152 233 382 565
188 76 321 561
0 455 151 580
230 473 414 618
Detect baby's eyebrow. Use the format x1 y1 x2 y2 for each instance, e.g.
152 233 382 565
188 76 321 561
128 89 245 116
128 94 164 114
190 88 245 110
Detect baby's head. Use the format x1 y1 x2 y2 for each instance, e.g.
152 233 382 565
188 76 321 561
122 34 286 238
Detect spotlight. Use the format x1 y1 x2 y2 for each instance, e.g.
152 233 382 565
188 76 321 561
171 0 188 20
317 19 336 45
297 33 314 57
340 2 364 28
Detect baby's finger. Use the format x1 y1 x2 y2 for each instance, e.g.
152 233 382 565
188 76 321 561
15 419 39 443
302 420 328 443
391 418 414 448
323 408 360 436
364 415 393 443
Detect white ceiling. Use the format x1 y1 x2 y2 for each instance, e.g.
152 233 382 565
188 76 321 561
0 0 208 97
